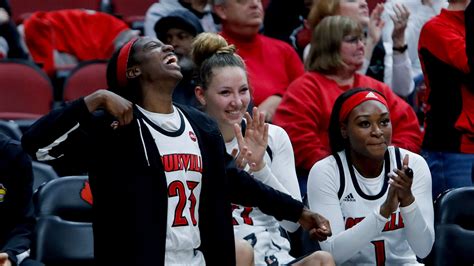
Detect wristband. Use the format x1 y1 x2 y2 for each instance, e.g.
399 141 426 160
393 44 408 53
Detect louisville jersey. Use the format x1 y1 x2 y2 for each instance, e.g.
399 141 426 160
336 147 414 265
138 106 204 265
308 146 434 266
225 124 301 265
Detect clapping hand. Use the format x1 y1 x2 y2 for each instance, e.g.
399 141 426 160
231 107 269 172
390 154 415 207
390 3 410 48
368 3 385 45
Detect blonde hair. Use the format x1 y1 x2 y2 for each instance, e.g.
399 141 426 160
307 0 341 30
305 15 363 74
191 32 246 89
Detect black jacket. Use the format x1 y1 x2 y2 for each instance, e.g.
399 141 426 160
22 99 304 266
0 133 35 266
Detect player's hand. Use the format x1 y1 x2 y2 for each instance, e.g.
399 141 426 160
233 107 268 172
390 154 415 207
230 146 251 170
0 253 12 266
298 208 332 241
380 182 399 218
84 89 133 129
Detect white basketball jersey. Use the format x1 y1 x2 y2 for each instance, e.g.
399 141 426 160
336 147 419 265
139 107 204 266
226 130 293 265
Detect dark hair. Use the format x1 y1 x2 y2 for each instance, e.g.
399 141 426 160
191 32 247 89
106 38 142 103
328 88 388 153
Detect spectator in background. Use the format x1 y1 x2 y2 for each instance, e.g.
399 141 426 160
144 0 220 38
154 9 204 107
418 0 474 199
306 0 415 97
0 133 43 266
213 0 305 122
21 36 332 266
382 0 447 82
273 16 422 193
192 32 335 266
307 87 434 265
0 0 28 59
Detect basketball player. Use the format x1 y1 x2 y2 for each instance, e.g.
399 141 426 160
192 32 335 265
21 36 332 266
307 88 434 265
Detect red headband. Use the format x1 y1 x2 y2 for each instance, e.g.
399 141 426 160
117 38 138 88
339 91 388 122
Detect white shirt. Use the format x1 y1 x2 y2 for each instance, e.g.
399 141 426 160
138 105 205 266
307 146 434 265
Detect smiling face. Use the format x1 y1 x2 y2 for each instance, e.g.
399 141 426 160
130 37 183 82
338 0 369 26
196 66 250 131
342 100 392 162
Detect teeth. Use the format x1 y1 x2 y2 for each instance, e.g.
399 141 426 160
164 55 177 64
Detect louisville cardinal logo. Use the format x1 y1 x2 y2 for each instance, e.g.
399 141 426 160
80 181 93 205
189 131 196 142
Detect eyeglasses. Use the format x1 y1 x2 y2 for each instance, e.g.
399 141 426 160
343 36 364 44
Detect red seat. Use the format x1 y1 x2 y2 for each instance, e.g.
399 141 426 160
10 0 101 24
0 59 54 120
63 60 108 102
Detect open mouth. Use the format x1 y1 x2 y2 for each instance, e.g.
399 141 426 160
163 54 178 65
225 110 243 119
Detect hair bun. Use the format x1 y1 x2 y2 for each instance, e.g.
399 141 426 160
192 32 233 68
216 44 236 54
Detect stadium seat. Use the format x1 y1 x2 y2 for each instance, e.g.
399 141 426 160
63 60 108 102
32 161 59 192
426 187 474 265
10 0 101 24
0 59 54 120
32 176 94 266
0 120 22 141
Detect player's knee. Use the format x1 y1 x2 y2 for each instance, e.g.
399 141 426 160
311 251 335 266
235 239 254 266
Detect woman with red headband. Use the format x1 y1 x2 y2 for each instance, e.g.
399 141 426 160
21 36 332 266
307 87 434 265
